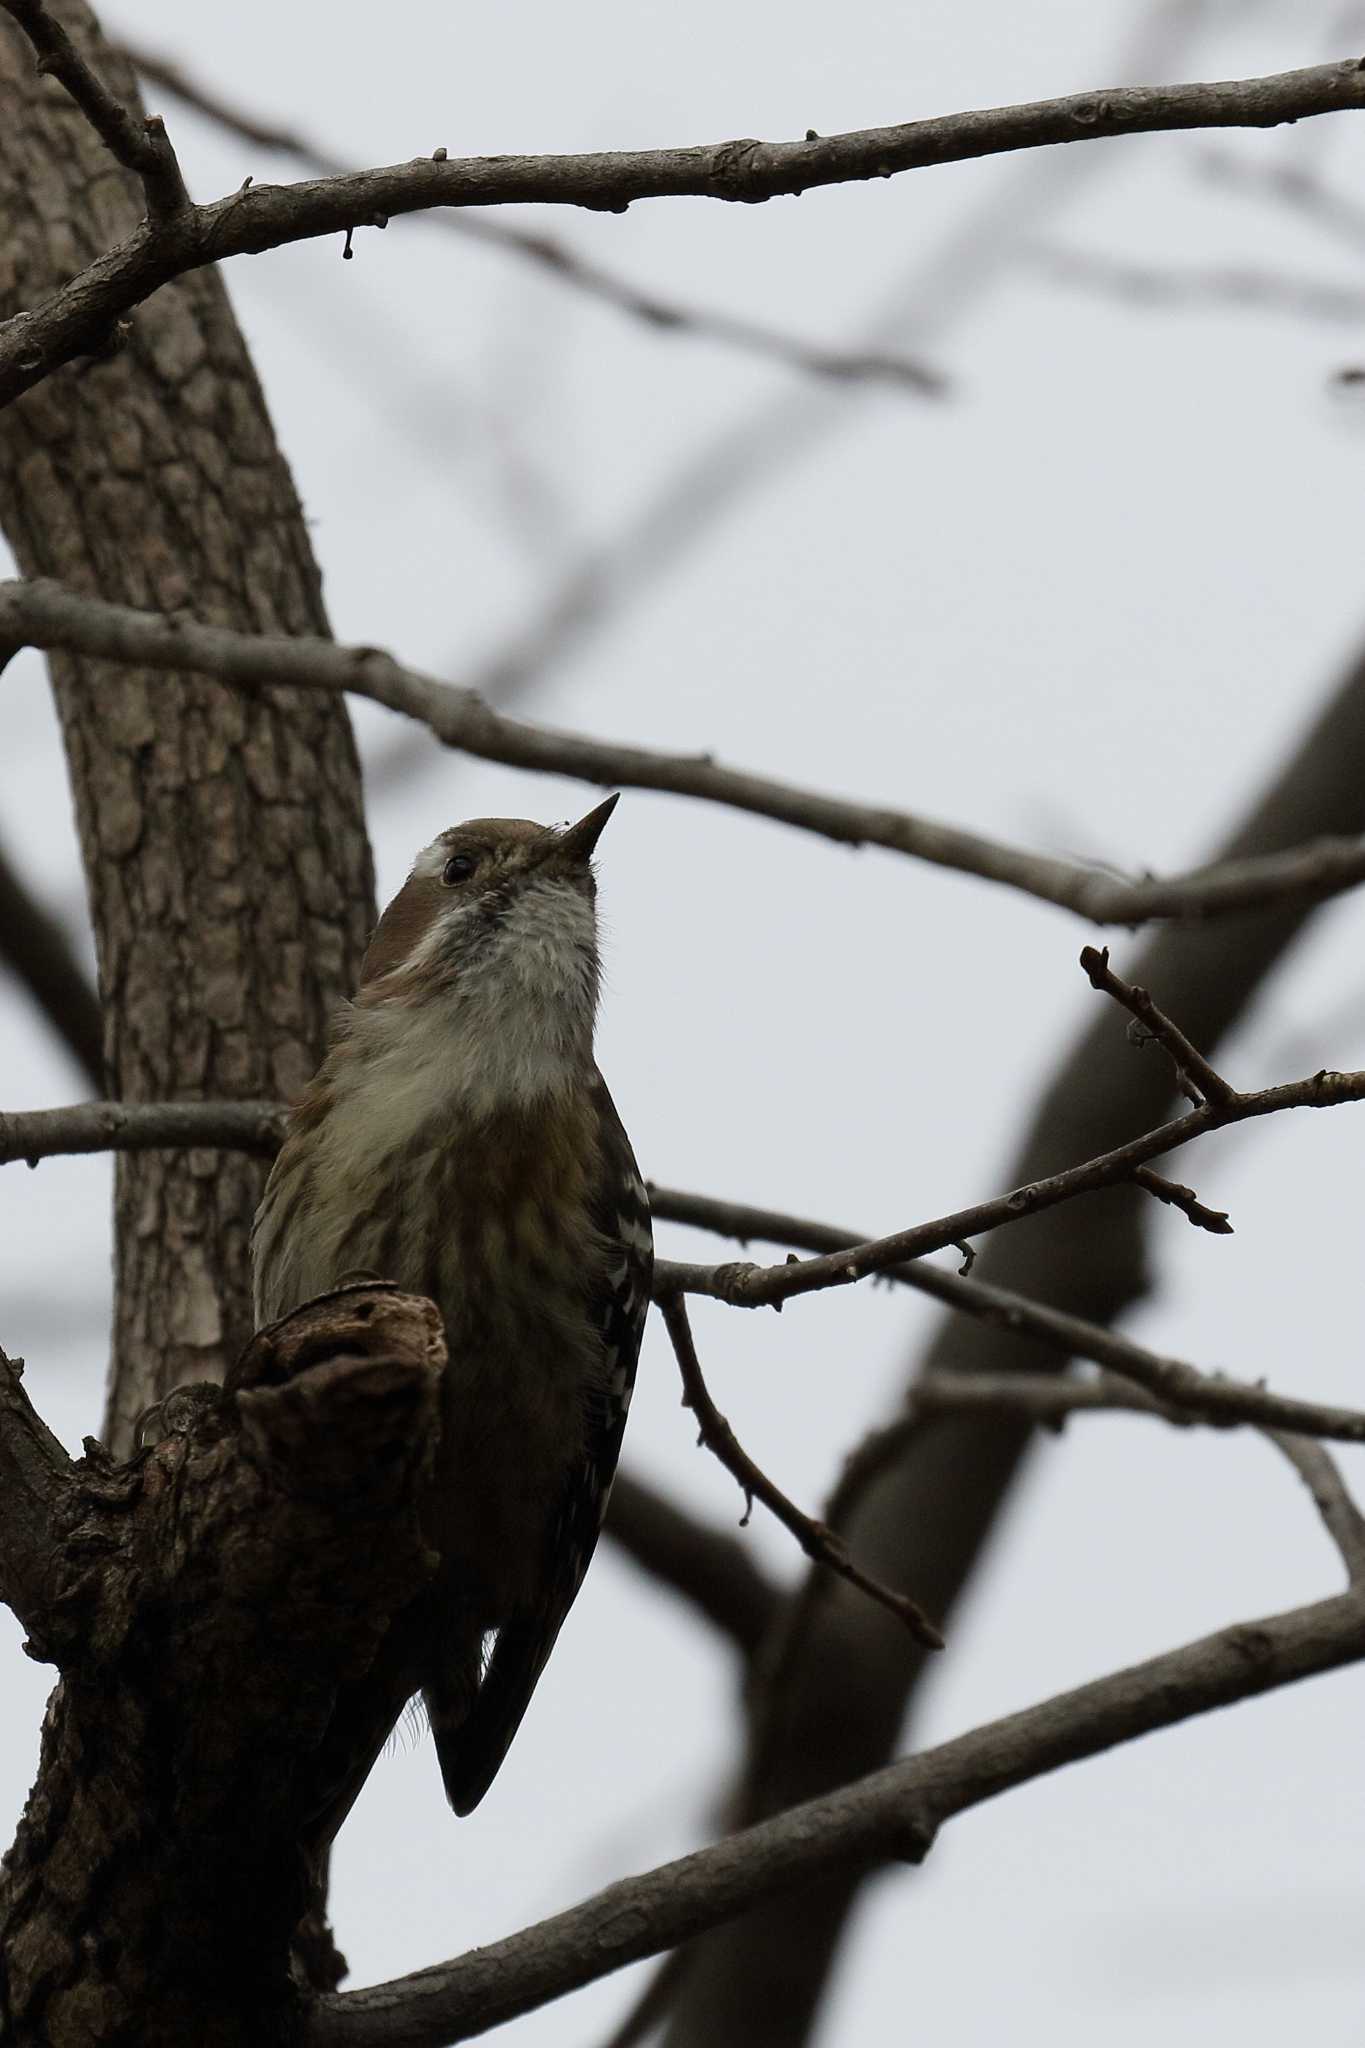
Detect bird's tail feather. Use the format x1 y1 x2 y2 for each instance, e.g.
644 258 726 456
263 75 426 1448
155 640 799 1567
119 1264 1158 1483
428 1612 556 1816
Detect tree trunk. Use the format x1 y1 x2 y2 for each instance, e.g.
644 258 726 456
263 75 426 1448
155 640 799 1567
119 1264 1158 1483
0 8 380 2033
0 2 374 1456
0 1293 443 2047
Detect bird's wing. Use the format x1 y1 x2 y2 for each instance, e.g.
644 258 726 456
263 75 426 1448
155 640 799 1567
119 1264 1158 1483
433 1079 653 1815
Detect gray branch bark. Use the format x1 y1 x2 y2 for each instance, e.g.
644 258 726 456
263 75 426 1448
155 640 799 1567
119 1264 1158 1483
644 1186 1365 1443
310 1579 1365 2048
0 1097 287 1165
655 1065 1365 1306
12 1102 1365 1448
2 56 1364 403
9 578 1365 926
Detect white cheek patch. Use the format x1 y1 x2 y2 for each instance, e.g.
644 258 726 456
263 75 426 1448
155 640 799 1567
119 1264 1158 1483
402 895 481 979
412 840 449 882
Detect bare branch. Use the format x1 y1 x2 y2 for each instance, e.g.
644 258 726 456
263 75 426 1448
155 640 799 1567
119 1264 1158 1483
1030 242 1365 324
8 1102 1363 1445
605 1469 783 1656
1202 146 1365 260
114 40 947 400
1264 1432 1365 1585
1080 944 1235 1103
0 1090 908 1212
8 1094 1363 1444
0 0 188 220
0 1342 74 1648
0 1098 286 1167
649 1184 1365 1443
4 59 1365 405
432 3 1248 752
912 1368 1181 1427
0 831 103 1089
657 1294 943 1649
310 1583 1365 2048
675 632 1365 2043
477 238 947 394
116 40 328 156
654 1067 1365 1310
898 1260 1365 1443
11 578 1365 925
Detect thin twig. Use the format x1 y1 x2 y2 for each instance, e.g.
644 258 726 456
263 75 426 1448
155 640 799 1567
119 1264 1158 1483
1029 242 1365 325
11 578 1365 926
1202 146 1365 261
1131 1165 1232 1234
1080 944 1235 1104
5 59 1365 404
654 1067 1365 1310
0 0 188 220
657 1293 943 1650
113 40 947 400
400 3 1254 764
912 1369 1182 1428
7 1098 1363 1440
649 1186 1365 1442
0 1099 286 1167
1263 1431 1365 1586
7 1098 1364 1446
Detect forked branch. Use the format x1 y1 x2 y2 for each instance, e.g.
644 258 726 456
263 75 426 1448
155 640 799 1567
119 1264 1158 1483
0 0 188 218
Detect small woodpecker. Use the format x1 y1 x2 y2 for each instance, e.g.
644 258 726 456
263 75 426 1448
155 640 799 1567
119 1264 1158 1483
251 794 651 1820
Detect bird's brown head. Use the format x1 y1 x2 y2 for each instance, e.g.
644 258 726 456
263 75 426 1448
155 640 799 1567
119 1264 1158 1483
358 794 618 1017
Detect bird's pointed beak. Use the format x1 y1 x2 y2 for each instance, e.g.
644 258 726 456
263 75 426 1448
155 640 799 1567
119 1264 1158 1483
556 792 620 865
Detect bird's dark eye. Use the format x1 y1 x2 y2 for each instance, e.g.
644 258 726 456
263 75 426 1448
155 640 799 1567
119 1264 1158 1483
442 853 478 886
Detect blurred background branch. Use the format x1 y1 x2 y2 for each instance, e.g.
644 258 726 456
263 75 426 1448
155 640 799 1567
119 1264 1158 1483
0 829 101 1090
114 41 952 403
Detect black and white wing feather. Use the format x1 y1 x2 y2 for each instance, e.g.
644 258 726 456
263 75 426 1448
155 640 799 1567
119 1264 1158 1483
435 1078 652 1815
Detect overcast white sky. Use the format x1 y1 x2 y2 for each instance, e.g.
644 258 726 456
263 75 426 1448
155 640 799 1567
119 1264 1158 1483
5 1 1365 2040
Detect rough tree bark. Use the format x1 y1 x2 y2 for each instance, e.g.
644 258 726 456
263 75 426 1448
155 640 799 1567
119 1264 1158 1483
0 1289 444 2048
663 644 1365 2046
0 1 373 1456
